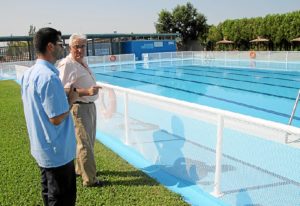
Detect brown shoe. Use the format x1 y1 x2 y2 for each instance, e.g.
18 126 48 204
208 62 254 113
86 180 103 187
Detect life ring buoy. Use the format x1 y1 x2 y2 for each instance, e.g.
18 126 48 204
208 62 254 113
250 51 256 59
99 88 116 118
109 55 117 62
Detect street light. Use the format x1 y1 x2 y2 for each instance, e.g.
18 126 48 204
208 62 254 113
44 22 52 27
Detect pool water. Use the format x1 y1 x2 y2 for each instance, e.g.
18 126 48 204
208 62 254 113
92 60 300 126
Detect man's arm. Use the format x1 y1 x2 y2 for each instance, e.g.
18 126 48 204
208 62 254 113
49 85 78 125
76 85 102 97
49 112 69 125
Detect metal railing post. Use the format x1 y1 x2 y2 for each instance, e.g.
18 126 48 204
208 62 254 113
27 40 31 61
211 115 224 197
225 51 227 67
285 90 300 143
288 90 300 125
92 38 95 56
124 92 129 145
285 51 289 70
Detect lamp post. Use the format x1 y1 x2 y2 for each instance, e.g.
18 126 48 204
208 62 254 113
44 22 52 27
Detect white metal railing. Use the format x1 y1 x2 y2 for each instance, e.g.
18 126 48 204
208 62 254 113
285 90 300 143
0 60 35 69
288 90 300 127
0 61 35 80
15 65 30 83
143 51 300 64
141 51 300 72
95 82 300 204
0 54 136 80
87 54 135 67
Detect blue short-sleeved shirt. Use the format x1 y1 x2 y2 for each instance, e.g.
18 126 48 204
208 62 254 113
21 59 76 168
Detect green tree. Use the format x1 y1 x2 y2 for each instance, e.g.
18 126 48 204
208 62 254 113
155 10 173 33
6 41 27 57
207 10 300 51
207 25 222 50
155 2 208 49
6 25 35 60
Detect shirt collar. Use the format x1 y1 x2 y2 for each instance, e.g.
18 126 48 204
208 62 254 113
67 54 88 68
36 59 59 75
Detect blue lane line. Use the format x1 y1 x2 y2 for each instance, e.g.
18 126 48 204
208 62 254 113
170 65 300 83
138 67 299 90
134 69 299 90
189 64 300 78
110 71 295 100
95 73 300 121
157 130 300 187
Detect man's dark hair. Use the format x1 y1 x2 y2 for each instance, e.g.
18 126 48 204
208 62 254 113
33 27 62 54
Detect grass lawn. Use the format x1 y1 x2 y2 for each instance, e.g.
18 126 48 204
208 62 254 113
0 80 189 206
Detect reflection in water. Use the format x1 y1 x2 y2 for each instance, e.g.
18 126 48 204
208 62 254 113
236 189 259 206
144 115 234 188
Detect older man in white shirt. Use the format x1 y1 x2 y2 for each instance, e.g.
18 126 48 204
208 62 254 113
58 33 102 187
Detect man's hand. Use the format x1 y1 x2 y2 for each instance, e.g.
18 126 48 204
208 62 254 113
68 84 79 106
88 85 102 96
66 85 102 98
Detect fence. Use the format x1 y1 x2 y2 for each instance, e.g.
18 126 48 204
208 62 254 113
144 51 300 62
0 60 35 80
0 45 33 62
1 51 300 80
0 33 180 62
95 82 300 206
0 54 136 80
142 51 300 71
87 54 135 67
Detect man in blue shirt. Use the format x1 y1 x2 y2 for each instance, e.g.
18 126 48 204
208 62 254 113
21 28 77 206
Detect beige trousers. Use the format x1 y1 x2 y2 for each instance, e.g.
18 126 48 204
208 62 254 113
71 103 97 186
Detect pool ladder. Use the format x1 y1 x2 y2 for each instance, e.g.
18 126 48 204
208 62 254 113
285 89 300 143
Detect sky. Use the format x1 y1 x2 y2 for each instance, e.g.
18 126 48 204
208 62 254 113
1 0 300 36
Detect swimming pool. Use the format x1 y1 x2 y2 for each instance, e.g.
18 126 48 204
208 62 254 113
93 59 300 206
92 60 300 126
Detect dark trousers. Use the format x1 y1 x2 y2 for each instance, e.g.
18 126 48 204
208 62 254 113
40 160 76 206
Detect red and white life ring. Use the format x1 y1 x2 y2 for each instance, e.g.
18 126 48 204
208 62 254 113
249 51 256 59
109 55 117 62
99 87 116 118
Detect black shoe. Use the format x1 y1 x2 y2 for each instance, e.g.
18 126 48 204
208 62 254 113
87 180 103 187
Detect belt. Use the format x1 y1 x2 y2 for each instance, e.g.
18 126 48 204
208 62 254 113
74 101 94 104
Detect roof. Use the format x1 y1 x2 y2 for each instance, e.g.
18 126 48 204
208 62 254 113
0 33 181 42
216 38 234 44
291 37 300 42
249 36 269 43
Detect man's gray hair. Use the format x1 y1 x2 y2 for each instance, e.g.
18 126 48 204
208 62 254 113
69 33 87 46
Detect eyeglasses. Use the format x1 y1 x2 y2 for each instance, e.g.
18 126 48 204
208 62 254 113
72 45 86 49
56 41 64 48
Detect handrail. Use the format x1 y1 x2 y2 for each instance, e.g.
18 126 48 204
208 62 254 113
285 90 300 143
143 51 300 64
288 90 300 126
96 81 300 199
96 82 300 136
